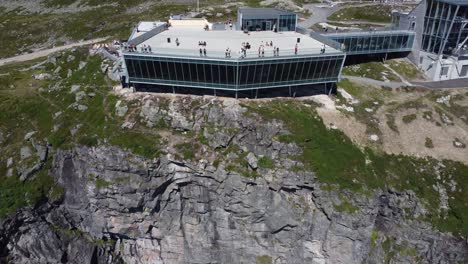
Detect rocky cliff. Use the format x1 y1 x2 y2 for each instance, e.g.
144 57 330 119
0 96 466 264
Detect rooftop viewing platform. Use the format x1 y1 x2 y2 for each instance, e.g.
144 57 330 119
123 23 343 60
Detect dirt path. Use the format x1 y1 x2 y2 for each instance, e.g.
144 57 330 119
0 37 108 67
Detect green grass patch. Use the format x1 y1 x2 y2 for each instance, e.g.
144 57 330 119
425 137 434 148
342 62 400 82
386 59 424 80
258 156 274 169
328 5 394 23
334 199 359 213
402 113 417 124
0 159 58 219
175 142 200 161
256 255 272 264
385 114 399 133
94 178 112 189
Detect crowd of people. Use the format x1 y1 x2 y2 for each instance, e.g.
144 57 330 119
124 43 153 53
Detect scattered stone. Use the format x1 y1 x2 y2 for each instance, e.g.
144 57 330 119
7 157 13 168
71 85 81 93
246 152 258 170
6 168 13 177
101 63 109 73
67 69 73 78
75 91 87 102
35 145 48 162
54 66 62 74
338 88 359 104
77 104 88 111
78 61 87 70
369 134 379 142
436 95 451 106
364 108 373 113
121 121 135 129
53 111 63 119
47 55 57 65
88 92 96 97
19 163 43 182
336 105 354 112
70 124 82 136
24 131 36 141
0 131 4 144
115 100 128 117
20 146 32 160
32 73 52 80
440 113 453 125
329 123 338 130
453 138 466 148
67 54 75 62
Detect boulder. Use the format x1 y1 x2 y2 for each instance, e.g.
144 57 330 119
20 146 32 160
246 152 258 169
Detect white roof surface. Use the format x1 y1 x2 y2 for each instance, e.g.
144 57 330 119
135 25 342 59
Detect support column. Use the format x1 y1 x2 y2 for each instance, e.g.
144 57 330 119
172 86 175 94
255 88 258 99
289 86 292 97
214 88 216 97
235 90 238 99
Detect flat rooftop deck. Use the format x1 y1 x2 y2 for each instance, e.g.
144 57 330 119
128 25 343 59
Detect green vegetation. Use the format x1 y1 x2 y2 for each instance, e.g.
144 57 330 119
328 5 394 23
334 199 359 213
246 100 468 236
175 142 198 161
222 144 259 178
402 113 417 124
94 178 112 189
386 114 399 133
0 3 189 59
425 137 434 148
0 48 165 218
370 229 378 249
386 60 425 80
0 159 59 218
342 62 400 82
256 255 272 264
258 156 274 169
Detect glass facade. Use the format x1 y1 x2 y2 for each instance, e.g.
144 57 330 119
242 18 277 31
240 12 296 32
124 55 344 90
422 0 468 55
327 32 415 55
279 14 296 32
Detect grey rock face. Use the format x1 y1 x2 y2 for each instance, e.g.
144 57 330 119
20 146 32 160
0 98 466 264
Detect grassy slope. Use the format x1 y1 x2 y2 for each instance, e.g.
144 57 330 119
246 101 467 237
0 3 189 59
328 5 394 23
0 48 161 218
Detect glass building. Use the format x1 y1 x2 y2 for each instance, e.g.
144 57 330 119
238 8 297 32
324 30 415 55
124 54 345 91
421 0 468 55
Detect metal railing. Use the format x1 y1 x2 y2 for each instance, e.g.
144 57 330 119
322 29 415 37
309 32 342 50
128 23 168 46
123 46 343 60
